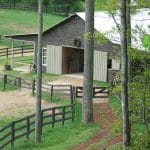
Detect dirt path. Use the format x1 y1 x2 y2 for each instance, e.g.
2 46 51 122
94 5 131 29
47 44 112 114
0 89 57 118
71 102 122 150
48 75 83 86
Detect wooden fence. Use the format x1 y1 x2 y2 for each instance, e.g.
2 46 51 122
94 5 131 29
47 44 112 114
0 104 75 149
0 74 75 103
74 86 109 99
0 74 111 102
0 2 70 16
0 45 34 58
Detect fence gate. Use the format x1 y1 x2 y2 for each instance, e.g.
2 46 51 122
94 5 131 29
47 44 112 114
75 86 109 98
93 87 108 98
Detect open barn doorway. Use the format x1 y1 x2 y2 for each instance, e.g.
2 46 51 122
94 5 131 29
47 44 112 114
62 46 84 74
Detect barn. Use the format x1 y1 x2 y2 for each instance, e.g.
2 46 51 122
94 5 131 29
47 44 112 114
5 9 149 82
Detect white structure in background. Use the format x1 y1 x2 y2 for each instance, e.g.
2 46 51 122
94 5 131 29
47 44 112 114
77 8 150 51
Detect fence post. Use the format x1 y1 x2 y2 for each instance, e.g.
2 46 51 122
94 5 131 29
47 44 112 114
17 77 21 90
32 80 35 95
62 106 65 127
26 117 30 141
93 87 95 98
11 122 15 148
50 85 53 101
41 111 43 134
52 107 55 128
71 104 75 122
3 74 7 90
21 46 23 56
70 85 74 105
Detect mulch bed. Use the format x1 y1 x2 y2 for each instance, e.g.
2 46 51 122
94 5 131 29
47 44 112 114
71 101 122 150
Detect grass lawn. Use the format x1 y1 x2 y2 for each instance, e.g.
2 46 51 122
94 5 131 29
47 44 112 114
93 80 110 87
0 9 64 46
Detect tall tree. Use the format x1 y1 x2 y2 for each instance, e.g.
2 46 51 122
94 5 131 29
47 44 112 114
82 0 94 124
120 0 130 149
126 0 132 80
35 0 43 144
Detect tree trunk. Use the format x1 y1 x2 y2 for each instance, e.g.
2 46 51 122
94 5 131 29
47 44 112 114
35 0 43 144
82 0 94 124
120 0 130 149
126 0 132 80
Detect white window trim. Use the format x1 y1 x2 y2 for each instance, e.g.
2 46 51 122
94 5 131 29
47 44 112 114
42 47 47 66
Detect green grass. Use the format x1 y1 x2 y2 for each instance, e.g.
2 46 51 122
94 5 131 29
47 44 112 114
0 81 17 91
42 91 71 106
109 96 121 113
0 9 64 46
0 55 33 66
93 80 110 87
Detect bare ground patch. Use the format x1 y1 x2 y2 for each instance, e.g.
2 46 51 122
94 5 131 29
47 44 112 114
49 75 83 86
0 89 57 118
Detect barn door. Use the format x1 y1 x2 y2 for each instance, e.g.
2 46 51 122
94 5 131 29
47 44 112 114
94 51 108 82
47 45 62 74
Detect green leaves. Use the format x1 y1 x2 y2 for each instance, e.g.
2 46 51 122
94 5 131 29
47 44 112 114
84 31 108 45
141 34 150 49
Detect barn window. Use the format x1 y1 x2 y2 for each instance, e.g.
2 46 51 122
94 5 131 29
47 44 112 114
107 59 112 69
42 47 47 66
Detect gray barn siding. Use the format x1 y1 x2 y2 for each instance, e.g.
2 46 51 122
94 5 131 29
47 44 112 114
94 50 108 81
47 45 62 74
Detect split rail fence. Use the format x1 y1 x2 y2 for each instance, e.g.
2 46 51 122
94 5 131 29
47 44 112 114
0 104 75 149
0 45 34 58
0 74 110 102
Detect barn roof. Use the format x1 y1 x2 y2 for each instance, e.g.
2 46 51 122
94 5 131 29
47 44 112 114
77 8 150 50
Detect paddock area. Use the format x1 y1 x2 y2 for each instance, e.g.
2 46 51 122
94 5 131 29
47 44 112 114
0 89 57 118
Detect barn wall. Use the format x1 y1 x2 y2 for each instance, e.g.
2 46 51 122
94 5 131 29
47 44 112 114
47 45 62 74
94 50 108 82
